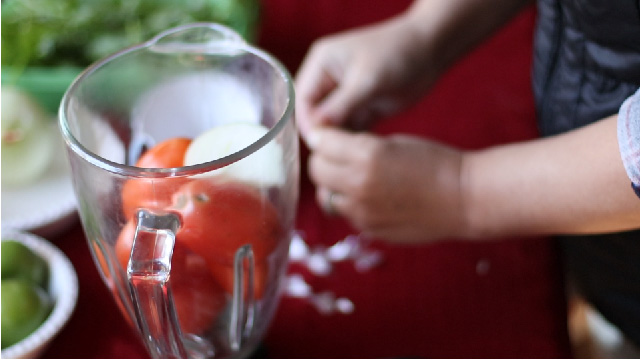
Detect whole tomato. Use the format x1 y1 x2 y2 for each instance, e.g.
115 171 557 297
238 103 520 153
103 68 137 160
208 261 270 301
134 138 191 169
121 138 191 220
115 219 226 335
90 240 137 329
170 178 282 298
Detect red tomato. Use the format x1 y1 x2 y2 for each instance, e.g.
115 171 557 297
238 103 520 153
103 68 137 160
115 219 226 335
121 178 189 220
91 240 137 329
115 220 137 269
121 138 191 220
91 240 113 287
208 261 270 301
170 178 282 298
134 137 191 168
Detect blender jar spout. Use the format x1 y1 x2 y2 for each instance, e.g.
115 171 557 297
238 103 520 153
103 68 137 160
148 23 248 55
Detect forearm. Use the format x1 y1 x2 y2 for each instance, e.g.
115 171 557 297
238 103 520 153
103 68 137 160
463 115 640 238
401 0 532 77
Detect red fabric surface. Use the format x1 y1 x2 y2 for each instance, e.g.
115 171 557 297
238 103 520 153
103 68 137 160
40 1 572 358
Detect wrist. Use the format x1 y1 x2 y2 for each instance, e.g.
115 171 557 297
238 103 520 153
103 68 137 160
458 150 491 239
390 10 444 94
457 151 476 239
429 144 477 241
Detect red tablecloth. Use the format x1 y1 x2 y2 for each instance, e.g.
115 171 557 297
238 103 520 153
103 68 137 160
41 1 571 358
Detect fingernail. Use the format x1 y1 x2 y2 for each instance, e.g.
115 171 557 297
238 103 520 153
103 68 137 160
306 129 320 150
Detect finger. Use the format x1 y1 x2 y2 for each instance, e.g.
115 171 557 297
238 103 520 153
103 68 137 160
315 68 373 126
295 64 339 145
295 45 339 116
308 150 352 194
307 127 378 163
296 63 338 108
296 69 338 128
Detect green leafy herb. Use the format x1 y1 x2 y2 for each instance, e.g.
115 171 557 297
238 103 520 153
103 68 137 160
1 0 260 68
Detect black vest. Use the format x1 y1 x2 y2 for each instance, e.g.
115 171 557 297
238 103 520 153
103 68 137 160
532 0 640 347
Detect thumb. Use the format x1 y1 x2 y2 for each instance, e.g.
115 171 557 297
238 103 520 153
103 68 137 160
316 73 373 127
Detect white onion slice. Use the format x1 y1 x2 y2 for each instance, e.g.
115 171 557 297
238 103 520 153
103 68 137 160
184 122 285 187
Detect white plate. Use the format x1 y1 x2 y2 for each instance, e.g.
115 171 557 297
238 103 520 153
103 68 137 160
1 131 77 237
1 230 79 359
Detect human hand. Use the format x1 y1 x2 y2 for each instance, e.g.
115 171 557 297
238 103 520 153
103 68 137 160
306 127 469 243
295 15 437 146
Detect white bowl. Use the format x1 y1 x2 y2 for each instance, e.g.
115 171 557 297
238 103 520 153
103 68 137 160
1 230 78 359
1 129 78 238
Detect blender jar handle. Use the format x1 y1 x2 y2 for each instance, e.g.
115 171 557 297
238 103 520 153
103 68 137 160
127 209 258 357
127 209 187 358
230 245 256 351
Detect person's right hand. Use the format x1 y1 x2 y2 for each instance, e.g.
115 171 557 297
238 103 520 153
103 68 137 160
295 13 437 145
305 127 468 243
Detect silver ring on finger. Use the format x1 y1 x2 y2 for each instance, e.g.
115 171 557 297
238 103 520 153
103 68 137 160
324 190 339 216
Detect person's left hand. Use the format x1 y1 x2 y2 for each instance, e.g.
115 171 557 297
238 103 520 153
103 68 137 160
306 127 469 243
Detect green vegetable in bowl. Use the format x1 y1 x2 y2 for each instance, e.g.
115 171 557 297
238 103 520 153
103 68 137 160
1 86 55 186
1 279 53 349
1 0 260 68
1 239 54 350
1 240 49 289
